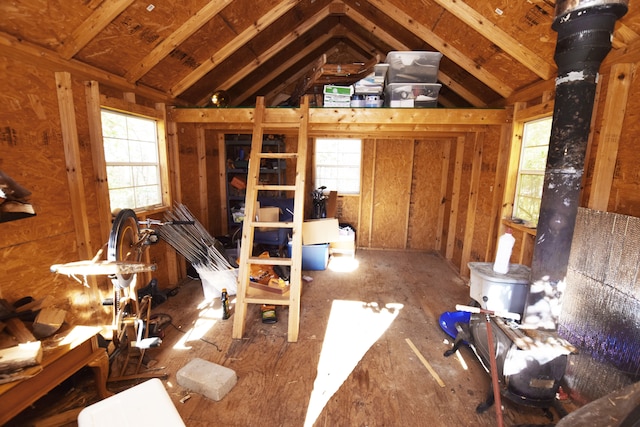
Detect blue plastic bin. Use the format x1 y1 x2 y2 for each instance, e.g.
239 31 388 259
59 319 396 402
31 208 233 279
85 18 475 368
288 242 329 270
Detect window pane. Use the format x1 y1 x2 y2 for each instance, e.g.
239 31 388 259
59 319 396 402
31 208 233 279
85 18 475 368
132 165 159 186
315 138 361 194
109 188 135 211
101 109 163 212
135 185 161 207
102 111 127 138
521 145 549 171
104 137 131 163
106 166 133 188
513 116 552 226
523 117 552 148
518 174 544 198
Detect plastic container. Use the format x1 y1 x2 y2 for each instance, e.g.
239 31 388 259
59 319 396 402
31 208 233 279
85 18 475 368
288 242 329 270
351 94 365 107
385 51 442 83
365 94 383 108
384 83 441 108
468 262 531 317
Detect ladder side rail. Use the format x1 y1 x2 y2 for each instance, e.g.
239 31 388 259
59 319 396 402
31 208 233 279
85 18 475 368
232 97 266 339
286 95 310 342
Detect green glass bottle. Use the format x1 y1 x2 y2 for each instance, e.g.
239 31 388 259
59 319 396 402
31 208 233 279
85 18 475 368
221 288 230 320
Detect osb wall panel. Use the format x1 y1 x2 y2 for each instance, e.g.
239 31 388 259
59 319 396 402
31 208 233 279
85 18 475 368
407 139 446 251
176 123 203 221
370 139 413 249
0 57 110 325
470 127 501 264
336 195 359 234
450 136 474 269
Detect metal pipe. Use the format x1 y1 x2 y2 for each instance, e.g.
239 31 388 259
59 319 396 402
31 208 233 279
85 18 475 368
523 0 628 329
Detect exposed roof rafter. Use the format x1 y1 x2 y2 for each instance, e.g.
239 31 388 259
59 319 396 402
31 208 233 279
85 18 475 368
430 0 556 80
170 0 298 97
125 0 234 83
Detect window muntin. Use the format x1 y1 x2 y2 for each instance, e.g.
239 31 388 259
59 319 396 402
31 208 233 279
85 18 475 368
513 116 552 225
101 109 163 212
315 138 361 194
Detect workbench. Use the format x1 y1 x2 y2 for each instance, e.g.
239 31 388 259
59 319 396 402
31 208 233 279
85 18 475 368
0 325 111 425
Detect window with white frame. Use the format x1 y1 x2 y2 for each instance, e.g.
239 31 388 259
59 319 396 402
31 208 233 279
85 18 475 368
315 138 361 194
101 109 164 212
513 116 552 225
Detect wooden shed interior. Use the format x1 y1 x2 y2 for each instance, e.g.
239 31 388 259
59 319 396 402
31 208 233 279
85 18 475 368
1 0 640 425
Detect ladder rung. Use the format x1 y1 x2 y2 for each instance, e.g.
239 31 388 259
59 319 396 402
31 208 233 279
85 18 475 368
248 256 293 266
255 184 295 191
258 152 298 159
250 221 293 229
245 295 292 305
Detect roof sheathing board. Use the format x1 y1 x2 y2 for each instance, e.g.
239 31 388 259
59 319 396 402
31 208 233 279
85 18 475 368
142 0 294 94
179 15 342 104
74 0 211 77
0 1 95 51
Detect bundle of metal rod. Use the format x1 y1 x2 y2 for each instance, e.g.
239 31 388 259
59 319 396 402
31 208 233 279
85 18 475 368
159 204 238 295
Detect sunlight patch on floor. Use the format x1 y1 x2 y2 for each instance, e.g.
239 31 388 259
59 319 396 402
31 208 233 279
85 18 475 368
172 300 221 350
304 299 403 427
327 255 359 272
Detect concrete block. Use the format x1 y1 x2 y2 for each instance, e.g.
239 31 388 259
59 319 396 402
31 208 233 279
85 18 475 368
176 358 237 401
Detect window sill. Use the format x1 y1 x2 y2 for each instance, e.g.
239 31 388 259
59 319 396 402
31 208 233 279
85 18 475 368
502 218 537 236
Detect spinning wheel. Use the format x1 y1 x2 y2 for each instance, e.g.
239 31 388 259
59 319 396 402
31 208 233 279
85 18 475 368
108 209 141 289
106 209 157 378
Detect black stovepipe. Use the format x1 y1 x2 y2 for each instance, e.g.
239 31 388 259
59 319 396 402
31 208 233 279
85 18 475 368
524 0 628 328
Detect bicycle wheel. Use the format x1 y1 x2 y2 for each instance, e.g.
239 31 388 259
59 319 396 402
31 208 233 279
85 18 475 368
108 209 141 289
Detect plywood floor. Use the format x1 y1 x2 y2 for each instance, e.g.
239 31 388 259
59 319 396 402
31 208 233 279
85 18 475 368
8 250 568 426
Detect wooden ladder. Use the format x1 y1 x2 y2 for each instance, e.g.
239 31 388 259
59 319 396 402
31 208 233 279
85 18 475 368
232 96 309 342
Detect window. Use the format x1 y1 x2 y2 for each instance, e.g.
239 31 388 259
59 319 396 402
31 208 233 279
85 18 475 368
513 116 552 225
315 138 361 194
101 109 164 212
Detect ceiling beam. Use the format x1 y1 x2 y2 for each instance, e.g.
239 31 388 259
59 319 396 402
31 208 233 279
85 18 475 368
367 0 513 98
170 0 298 97
430 0 555 80
125 0 234 83
59 0 135 60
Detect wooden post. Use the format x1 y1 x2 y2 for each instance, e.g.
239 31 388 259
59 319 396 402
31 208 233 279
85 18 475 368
84 80 112 244
55 72 93 261
435 139 451 252
217 132 229 235
588 63 634 211
445 136 464 261
196 125 209 231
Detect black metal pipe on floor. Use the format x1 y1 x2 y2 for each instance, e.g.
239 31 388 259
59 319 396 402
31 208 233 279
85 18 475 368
523 0 628 329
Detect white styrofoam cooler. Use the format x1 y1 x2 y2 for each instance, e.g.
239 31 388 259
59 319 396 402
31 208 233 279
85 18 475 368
468 262 531 317
78 379 185 427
